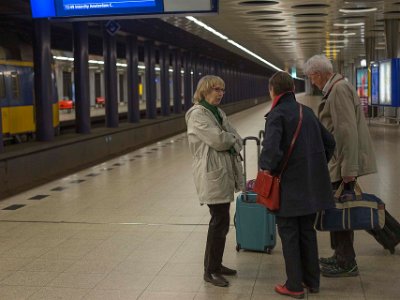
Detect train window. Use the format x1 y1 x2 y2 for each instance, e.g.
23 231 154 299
62 71 73 99
0 73 5 99
10 72 20 100
95 73 102 98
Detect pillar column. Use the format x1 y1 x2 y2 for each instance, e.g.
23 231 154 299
33 19 54 141
73 22 90 134
126 35 140 122
172 49 182 114
103 24 118 127
183 52 192 111
159 45 170 116
144 40 157 119
384 19 399 58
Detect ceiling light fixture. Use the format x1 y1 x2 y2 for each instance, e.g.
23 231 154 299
329 32 356 36
185 16 228 40
339 8 377 13
186 16 292 74
334 22 364 27
327 40 347 43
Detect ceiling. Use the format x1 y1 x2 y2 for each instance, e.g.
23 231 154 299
163 0 400 76
1 0 400 77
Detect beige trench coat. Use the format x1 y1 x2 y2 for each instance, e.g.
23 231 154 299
318 73 377 182
185 105 244 205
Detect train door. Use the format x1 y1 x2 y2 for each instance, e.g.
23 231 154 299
155 66 161 109
62 71 73 101
0 65 9 135
94 72 104 107
7 65 35 135
118 73 126 104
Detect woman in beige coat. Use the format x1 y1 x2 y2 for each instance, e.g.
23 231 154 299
185 75 244 287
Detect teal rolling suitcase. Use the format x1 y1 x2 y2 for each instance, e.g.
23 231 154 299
234 136 276 254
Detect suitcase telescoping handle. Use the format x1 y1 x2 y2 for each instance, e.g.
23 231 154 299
242 136 260 202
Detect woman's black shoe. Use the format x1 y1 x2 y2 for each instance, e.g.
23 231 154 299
218 265 237 276
204 272 229 287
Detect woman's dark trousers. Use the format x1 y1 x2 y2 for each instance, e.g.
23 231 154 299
330 181 356 268
276 214 320 292
204 203 230 273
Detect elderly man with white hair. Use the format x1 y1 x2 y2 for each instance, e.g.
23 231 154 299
303 55 377 277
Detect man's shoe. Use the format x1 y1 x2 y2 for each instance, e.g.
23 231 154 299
275 284 305 299
302 283 319 294
217 265 237 276
319 255 337 266
204 272 229 287
321 264 359 278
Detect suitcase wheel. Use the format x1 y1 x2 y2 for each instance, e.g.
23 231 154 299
236 244 241 252
265 247 272 254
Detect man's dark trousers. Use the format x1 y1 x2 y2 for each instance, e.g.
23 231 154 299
330 181 356 268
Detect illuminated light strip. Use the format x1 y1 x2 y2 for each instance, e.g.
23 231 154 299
329 32 356 37
334 22 364 27
226 39 282 72
186 16 228 40
327 40 347 44
184 16 301 78
339 8 377 14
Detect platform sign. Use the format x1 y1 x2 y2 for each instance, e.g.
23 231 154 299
371 63 379 105
378 58 400 107
30 0 218 20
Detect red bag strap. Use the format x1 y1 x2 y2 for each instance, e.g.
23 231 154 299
278 103 303 178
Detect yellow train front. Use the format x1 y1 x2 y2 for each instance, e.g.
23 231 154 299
0 60 59 142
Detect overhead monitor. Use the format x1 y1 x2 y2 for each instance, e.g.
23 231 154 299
30 0 218 20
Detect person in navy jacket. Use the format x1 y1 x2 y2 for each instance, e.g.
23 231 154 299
260 71 335 298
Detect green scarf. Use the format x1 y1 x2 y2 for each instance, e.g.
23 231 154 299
199 99 236 155
199 99 223 125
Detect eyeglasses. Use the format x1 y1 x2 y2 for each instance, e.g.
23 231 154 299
212 87 225 93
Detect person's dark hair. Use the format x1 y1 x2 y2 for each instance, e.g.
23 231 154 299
269 71 294 95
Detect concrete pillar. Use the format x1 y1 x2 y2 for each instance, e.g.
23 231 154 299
126 35 140 123
183 52 192 111
73 22 90 134
159 45 170 116
365 37 377 65
103 25 119 127
172 49 182 114
33 19 54 141
384 19 399 58
144 40 156 119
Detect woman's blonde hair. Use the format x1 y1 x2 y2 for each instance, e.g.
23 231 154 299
193 75 225 103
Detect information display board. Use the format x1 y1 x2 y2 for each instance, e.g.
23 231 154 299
30 0 218 19
379 60 392 105
378 58 400 107
356 67 368 98
371 63 379 105
356 67 369 116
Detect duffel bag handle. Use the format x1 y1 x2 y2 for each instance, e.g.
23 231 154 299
334 181 362 201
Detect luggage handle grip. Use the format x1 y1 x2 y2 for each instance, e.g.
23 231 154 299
243 136 260 146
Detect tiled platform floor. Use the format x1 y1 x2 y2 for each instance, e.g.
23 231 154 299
0 94 399 299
